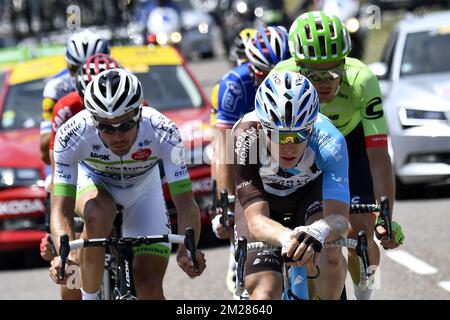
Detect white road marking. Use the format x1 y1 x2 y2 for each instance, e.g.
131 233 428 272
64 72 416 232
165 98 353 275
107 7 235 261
385 250 438 275
438 281 450 292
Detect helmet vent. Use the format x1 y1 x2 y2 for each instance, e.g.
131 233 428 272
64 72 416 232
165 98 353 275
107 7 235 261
113 77 129 112
299 93 311 115
285 73 292 89
265 92 277 109
305 24 312 40
128 83 142 106
331 42 338 56
329 24 336 38
318 35 326 56
316 21 324 32
285 101 293 127
270 110 281 127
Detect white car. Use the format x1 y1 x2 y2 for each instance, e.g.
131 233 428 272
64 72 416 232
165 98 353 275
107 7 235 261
369 10 450 196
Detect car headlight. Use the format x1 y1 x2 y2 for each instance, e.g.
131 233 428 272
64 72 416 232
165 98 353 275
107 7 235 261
0 168 43 187
345 18 360 33
398 108 447 127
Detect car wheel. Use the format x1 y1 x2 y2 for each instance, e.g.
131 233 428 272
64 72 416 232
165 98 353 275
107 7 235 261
395 176 425 200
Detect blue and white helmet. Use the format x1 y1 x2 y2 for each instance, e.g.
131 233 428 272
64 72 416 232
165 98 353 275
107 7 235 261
255 71 319 131
245 26 290 72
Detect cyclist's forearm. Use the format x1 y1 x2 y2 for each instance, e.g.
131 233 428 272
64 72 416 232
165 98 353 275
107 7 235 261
40 133 51 165
368 148 395 215
174 195 201 253
50 195 76 250
245 201 290 247
322 200 350 241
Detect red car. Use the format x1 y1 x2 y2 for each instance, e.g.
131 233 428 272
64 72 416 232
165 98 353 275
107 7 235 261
0 45 214 259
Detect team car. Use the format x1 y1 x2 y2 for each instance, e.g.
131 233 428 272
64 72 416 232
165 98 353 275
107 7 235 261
369 11 450 197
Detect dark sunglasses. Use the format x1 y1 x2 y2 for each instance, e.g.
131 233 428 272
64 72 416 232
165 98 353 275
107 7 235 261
299 64 345 83
93 110 140 134
266 128 311 145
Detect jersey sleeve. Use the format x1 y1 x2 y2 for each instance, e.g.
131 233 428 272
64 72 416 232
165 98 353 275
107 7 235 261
216 72 246 129
355 65 388 148
210 82 219 127
313 119 350 205
52 117 86 198
41 97 57 134
151 113 192 196
233 120 267 209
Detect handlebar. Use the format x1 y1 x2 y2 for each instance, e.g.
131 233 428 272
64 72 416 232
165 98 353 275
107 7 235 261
58 227 198 279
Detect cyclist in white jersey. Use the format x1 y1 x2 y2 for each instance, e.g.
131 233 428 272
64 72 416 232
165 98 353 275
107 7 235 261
49 69 206 300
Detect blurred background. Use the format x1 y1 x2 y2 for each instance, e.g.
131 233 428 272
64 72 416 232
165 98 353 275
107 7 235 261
1 0 450 300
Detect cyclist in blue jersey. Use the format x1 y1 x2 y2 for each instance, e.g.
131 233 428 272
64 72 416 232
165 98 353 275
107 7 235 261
209 26 290 294
233 71 350 300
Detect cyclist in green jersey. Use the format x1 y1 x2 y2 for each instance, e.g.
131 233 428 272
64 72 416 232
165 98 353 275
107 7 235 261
273 11 405 300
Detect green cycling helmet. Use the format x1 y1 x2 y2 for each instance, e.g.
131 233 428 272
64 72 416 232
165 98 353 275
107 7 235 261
288 11 352 64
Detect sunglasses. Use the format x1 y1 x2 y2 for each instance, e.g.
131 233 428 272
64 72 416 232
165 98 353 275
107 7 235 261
93 110 140 134
266 128 311 145
299 64 345 83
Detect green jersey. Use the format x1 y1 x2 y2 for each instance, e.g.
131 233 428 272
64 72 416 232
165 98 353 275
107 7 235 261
273 57 388 148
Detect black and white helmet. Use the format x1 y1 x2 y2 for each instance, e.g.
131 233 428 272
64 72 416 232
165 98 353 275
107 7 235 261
65 29 110 67
84 69 143 119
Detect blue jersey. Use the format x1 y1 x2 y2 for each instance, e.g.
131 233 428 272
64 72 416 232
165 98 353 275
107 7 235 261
233 112 350 208
214 63 256 129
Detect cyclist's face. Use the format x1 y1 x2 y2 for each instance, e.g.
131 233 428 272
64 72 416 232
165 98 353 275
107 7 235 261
278 141 307 169
96 110 140 156
67 64 80 77
300 60 343 103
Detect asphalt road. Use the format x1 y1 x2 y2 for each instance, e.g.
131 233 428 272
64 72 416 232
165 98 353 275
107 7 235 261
1 55 449 300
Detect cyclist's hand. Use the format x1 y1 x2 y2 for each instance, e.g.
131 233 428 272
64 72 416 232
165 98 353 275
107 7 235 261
376 220 405 250
211 212 234 240
279 229 321 267
40 233 56 262
49 255 79 285
177 250 207 278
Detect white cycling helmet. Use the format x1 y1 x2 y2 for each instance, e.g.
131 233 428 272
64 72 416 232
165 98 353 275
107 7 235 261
84 68 143 120
255 71 319 131
65 29 110 67
245 26 290 72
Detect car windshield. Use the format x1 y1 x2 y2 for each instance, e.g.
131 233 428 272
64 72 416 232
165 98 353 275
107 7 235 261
400 29 450 76
134 65 203 111
1 79 44 130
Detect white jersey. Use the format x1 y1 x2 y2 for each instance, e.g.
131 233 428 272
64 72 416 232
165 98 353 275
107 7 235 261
53 107 192 198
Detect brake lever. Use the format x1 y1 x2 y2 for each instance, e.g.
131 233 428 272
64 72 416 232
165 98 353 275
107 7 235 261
356 230 370 280
380 196 393 242
59 234 69 280
235 237 247 292
184 227 199 273
219 189 229 230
